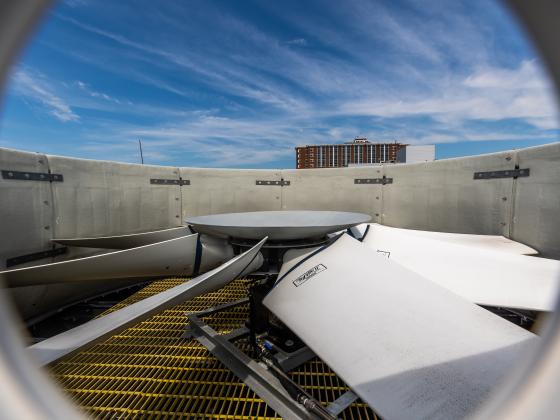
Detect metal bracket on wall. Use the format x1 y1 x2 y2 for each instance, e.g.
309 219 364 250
473 168 530 180
256 179 290 186
150 178 190 186
354 176 393 185
1 170 63 182
6 247 67 268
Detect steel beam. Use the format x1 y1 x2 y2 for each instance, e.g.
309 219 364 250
187 314 319 420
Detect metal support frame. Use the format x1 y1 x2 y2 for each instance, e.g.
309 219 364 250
183 297 333 419
187 313 318 419
183 297 360 419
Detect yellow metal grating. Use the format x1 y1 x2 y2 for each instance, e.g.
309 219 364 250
50 278 378 419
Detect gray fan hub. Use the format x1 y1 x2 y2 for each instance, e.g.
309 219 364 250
186 210 371 241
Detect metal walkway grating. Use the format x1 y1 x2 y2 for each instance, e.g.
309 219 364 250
50 278 378 419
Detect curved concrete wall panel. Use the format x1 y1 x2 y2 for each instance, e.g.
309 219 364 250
1 143 559 320
280 167 382 223
381 150 516 236
513 143 560 258
48 156 182 239
180 168 282 218
0 149 54 270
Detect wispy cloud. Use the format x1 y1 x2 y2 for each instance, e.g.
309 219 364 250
340 60 559 130
53 12 314 113
11 68 79 122
10 66 205 122
75 80 121 104
72 112 336 167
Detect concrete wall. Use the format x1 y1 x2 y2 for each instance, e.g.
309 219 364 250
1 143 559 319
49 156 182 240
180 168 283 218
280 167 382 221
381 151 516 236
0 149 53 270
513 145 560 258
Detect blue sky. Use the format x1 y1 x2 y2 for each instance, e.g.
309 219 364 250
0 0 558 168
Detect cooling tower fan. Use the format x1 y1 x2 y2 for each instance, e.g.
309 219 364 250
1 210 559 420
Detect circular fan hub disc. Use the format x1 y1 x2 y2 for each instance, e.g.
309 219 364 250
186 210 371 241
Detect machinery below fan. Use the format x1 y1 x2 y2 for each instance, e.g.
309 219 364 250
1 210 559 420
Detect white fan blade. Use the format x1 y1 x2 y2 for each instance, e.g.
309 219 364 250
53 226 192 249
264 234 537 420
0 234 233 288
29 237 266 366
362 224 560 311
362 223 537 255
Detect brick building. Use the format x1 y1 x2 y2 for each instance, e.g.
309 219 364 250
295 137 407 169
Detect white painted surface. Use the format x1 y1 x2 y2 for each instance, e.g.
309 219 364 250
264 234 537 420
404 145 436 163
364 223 537 255
362 224 560 311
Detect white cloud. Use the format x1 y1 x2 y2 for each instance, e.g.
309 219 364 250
75 80 121 104
340 60 559 130
404 131 558 145
53 5 559 128
11 69 79 122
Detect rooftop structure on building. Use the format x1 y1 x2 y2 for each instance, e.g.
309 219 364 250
347 136 370 144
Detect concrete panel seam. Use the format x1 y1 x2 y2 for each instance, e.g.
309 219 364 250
44 154 59 248
508 152 521 239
